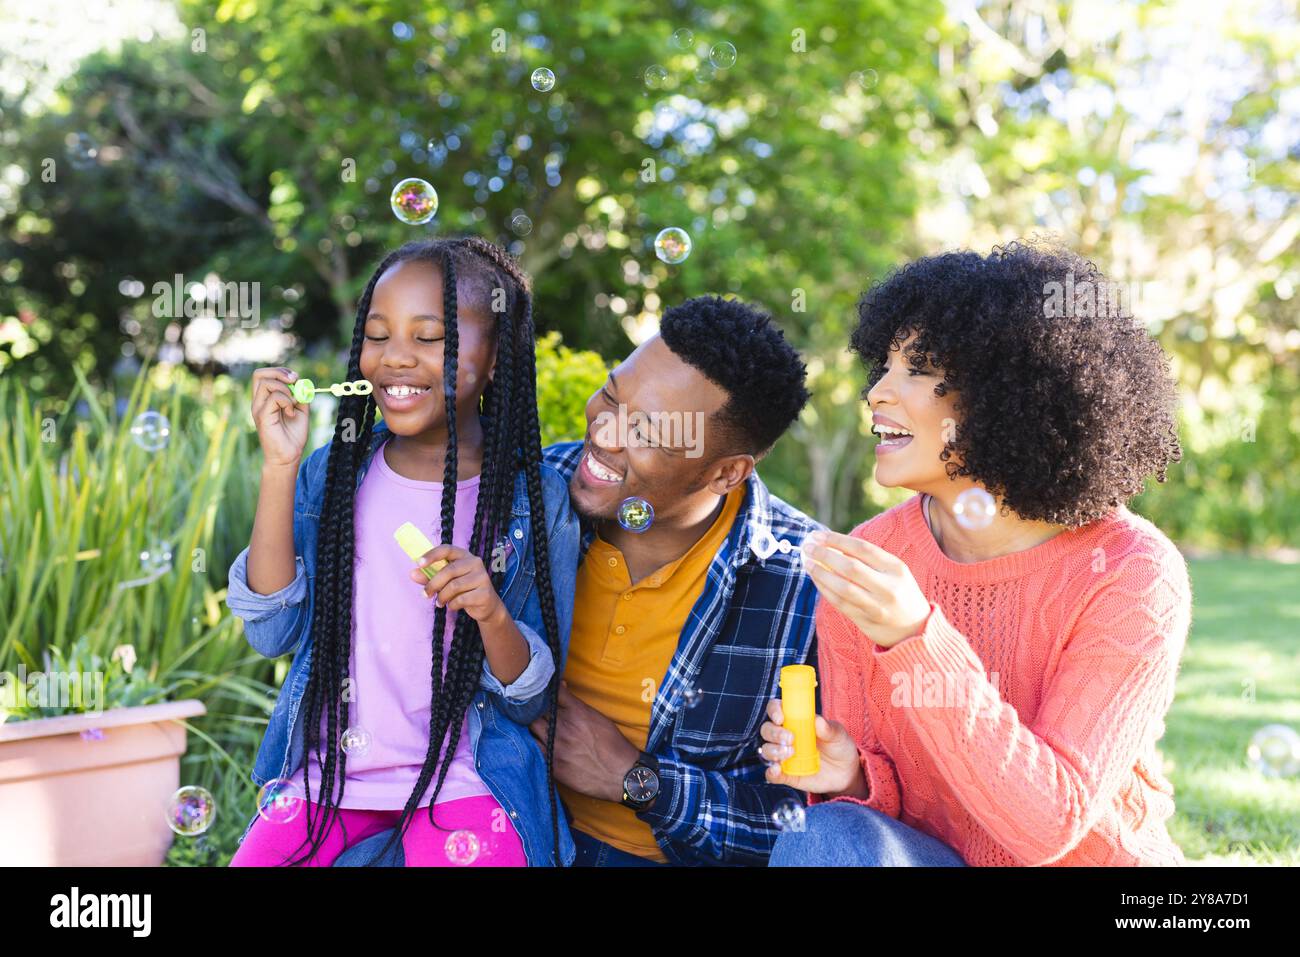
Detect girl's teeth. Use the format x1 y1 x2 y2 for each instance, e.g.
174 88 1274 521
385 386 428 397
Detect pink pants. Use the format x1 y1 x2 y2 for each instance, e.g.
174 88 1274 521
229 793 526 867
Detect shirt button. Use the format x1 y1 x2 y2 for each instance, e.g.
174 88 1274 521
509 810 517 818
615 625 626 635
513 529 523 539
622 593 632 600
607 557 617 567
477 701 484 709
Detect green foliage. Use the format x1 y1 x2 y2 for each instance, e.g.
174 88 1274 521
534 330 610 446
0 635 170 723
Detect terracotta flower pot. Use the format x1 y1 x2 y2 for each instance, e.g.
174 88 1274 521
0 699 207 866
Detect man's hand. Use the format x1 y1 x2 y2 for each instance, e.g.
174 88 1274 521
529 682 641 803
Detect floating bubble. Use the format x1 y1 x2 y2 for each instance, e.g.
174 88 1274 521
511 213 533 236
670 28 694 49
445 829 481 865
694 62 716 83
851 68 879 90
426 137 438 152
644 64 668 89
653 227 692 264
340 726 372 756
389 177 439 225
139 539 174 576
1247 724 1300 778
771 798 806 833
130 410 171 452
680 686 702 709
256 778 305 824
66 132 98 169
618 497 655 533
166 785 215 836
530 68 555 92
953 488 997 530
709 41 737 69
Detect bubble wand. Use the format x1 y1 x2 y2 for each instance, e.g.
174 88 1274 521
290 378 374 404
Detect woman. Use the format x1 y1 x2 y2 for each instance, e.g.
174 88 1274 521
762 241 1190 866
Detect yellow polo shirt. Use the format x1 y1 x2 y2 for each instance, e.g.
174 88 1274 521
559 487 745 861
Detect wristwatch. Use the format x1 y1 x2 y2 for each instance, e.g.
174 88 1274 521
620 751 661 811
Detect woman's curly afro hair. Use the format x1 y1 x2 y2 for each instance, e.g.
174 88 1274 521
850 239 1182 528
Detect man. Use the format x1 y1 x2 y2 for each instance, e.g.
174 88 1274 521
334 295 821 867
532 295 822 866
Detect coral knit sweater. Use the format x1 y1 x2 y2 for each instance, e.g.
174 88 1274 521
811 494 1191 866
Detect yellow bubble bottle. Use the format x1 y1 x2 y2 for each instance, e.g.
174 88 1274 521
779 664 820 776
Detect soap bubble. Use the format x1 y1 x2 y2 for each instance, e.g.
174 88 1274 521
852 68 879 90
140 539 174 576
445 829 481 865
66 132 98 169
694 62 716 83
709 42 737 69
256 778 305 824
390 178 439 225
680 686 702 709
510 213 533 236
644 65 668 89
1247 724 1300 778
130 410 171 451
340 726 372 756
772 798 806 833
618 497 655 533
654 227 692 264
166 785 216 836
670 28 694 49
953 488 997 530
530 68 555 92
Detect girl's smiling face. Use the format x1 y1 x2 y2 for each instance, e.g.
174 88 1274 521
359 258 497 437
866 331 964 494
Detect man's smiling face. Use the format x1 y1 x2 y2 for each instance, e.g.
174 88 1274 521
570 335 740 526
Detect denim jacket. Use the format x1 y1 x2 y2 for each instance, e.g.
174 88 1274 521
224 419 577 866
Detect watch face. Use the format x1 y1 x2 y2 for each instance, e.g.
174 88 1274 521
625 765 659 802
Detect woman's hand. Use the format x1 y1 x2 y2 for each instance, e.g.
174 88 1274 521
801 530 931 648
251 367 310 469
411 544 507 626
759 698 866 796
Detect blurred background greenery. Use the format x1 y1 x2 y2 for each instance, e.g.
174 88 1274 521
0 0 1295 864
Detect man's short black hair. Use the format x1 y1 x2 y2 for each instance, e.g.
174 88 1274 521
850 239 1183 527
659 295 811 458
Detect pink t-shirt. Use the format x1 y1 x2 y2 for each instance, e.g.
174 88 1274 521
290 437 492 809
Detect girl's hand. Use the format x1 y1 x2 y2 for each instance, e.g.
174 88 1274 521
759 698 865 796
801 530 931 648
410 544 507 625
251 367 310 469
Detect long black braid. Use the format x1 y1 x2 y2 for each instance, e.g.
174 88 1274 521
278 236 563 866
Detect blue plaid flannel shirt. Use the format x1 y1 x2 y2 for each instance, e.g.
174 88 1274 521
544 441 823 865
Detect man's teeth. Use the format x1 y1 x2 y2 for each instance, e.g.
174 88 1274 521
586 452 622 482
385 385 429 398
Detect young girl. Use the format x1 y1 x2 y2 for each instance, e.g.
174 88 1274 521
225 237 577 866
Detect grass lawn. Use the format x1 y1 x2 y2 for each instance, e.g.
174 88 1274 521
1164 557 1300 865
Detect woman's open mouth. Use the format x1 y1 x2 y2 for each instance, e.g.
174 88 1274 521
873 424 914 455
